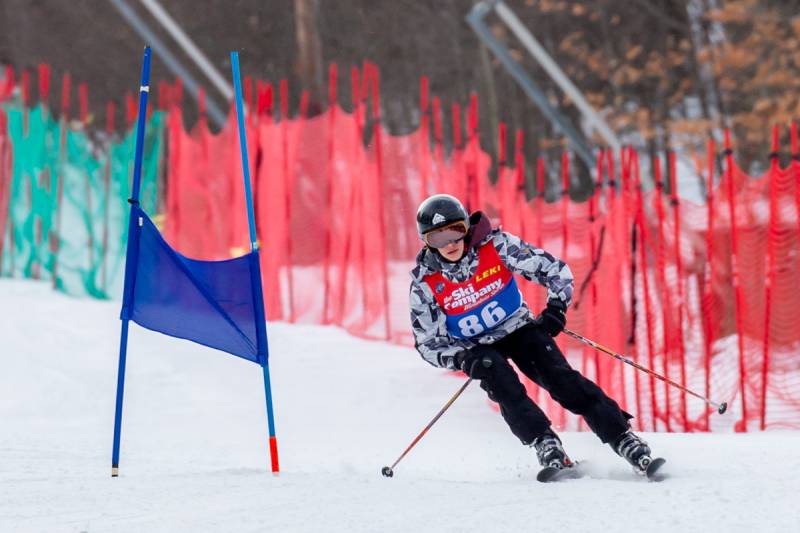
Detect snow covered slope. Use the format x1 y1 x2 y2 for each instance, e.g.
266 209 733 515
1 279 798 532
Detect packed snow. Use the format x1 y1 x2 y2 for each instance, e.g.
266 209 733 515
1 279 798 532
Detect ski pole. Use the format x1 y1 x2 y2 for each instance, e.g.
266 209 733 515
564 328 728 414
382 357 491 478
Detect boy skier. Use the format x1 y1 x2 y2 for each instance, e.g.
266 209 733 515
409 194 657 477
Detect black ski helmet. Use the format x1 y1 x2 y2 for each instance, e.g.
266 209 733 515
416 194 469 237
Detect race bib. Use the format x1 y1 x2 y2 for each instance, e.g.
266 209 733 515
424 244 522 339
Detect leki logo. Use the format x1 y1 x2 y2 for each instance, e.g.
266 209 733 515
432 213 446 224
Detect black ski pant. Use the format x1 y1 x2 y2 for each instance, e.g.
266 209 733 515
473 322 632 445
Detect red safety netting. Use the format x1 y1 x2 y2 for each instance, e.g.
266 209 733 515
162 108 251 260
2 59 790 432
0 67 15 269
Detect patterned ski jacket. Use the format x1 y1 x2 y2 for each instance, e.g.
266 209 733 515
409 211 573 369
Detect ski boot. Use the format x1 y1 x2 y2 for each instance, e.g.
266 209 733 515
612 430 653 475
533 430 578 482
532 430 574 470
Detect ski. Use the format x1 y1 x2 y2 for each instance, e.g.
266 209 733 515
536 461 584 483
644 457 666 481
537 457 666 482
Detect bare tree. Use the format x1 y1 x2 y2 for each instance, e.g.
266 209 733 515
294 0 324 112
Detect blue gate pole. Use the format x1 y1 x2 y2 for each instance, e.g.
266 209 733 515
231 51 279 473
112 46 152 477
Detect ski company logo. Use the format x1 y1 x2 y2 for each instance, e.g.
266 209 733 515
435 282 445 294
442 279 504 311
432 213 446 225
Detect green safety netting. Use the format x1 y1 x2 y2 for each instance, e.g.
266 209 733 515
0 101 164 299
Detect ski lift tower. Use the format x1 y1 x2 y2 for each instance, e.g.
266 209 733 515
466 0 623 170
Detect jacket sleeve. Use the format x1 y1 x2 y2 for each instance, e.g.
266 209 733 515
409 278 472 369
493 231 574 306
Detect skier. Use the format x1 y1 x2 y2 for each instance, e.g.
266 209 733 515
409 193 658 478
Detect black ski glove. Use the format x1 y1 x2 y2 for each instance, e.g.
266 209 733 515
454 346 495 379
538 300 567 337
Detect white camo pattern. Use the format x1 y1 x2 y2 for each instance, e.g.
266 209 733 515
409 229 573 369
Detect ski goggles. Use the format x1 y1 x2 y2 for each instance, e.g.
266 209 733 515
423 221 469 249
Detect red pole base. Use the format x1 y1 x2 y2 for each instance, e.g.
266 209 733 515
269 436 280 473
